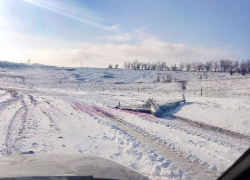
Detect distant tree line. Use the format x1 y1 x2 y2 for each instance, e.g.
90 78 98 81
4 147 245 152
0 61 57 68
108 63 119 69
0 61 30 67
122 59 250 75
31 63 57 68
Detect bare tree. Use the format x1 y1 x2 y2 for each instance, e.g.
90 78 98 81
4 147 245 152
123 61 128 69
165 65 170 70
108 63 113 69
145 63 150 70
151 63 157 70
213 61 219 72
115 64 119 69
220 59 232 72
205 61 213 71
228 61 235 75
234 61 239 73
146 63 150 70
220 59 226 72
179 62 185 71
171 64 178 71
226 60 233 72
156 62 161 70
186 63 191 71
246 59 250 73
240 61 248 75
191 62 197 71
160 62 167 71
136 62 141 70
131 59 139 70
197 62 204 71
141 63 146 70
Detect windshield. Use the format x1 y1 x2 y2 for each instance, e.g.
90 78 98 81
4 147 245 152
0 0 249 179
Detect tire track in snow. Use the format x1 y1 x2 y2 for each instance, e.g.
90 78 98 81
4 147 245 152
4 98 28 156
21 94 61 154
36 97 61 132
106 108 250 176
170 114 250 142
118 109 249 152
41 111 60 132
0 96 20 116
73 102 218 180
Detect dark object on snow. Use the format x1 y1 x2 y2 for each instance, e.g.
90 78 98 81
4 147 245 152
102 74 115 78
64 68 76 71
20 151 35 154
116 95 186 117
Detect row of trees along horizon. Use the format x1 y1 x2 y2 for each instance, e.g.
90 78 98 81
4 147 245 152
0 60 56 68
114 59 250 75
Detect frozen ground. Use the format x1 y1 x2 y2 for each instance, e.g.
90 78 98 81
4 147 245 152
0 67 249 180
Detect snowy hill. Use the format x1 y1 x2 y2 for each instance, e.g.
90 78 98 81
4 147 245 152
0 67 249 179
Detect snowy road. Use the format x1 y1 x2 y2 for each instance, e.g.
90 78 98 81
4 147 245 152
0 88 249 180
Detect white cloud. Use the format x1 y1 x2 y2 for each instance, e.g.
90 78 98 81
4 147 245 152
0 31 245 68
133 28 147 40
104 25 120 31
99 33 131 42
24 41 244 67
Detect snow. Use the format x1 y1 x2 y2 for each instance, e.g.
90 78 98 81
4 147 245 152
172 97 250 135
0 67 249 180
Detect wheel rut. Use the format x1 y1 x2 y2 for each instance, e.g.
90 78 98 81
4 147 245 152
73 101 218 180
4 98 28 156
119 109 250 152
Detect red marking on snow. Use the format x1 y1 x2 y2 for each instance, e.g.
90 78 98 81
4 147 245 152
74 102 107 118
74 102 155 120
75 102 94 115
95 106 155 119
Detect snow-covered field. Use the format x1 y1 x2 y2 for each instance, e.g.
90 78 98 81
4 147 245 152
0 67 249 180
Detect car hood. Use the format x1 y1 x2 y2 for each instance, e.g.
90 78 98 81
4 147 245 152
0 154 148 180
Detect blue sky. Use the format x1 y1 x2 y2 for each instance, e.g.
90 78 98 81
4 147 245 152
0 0 249 67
